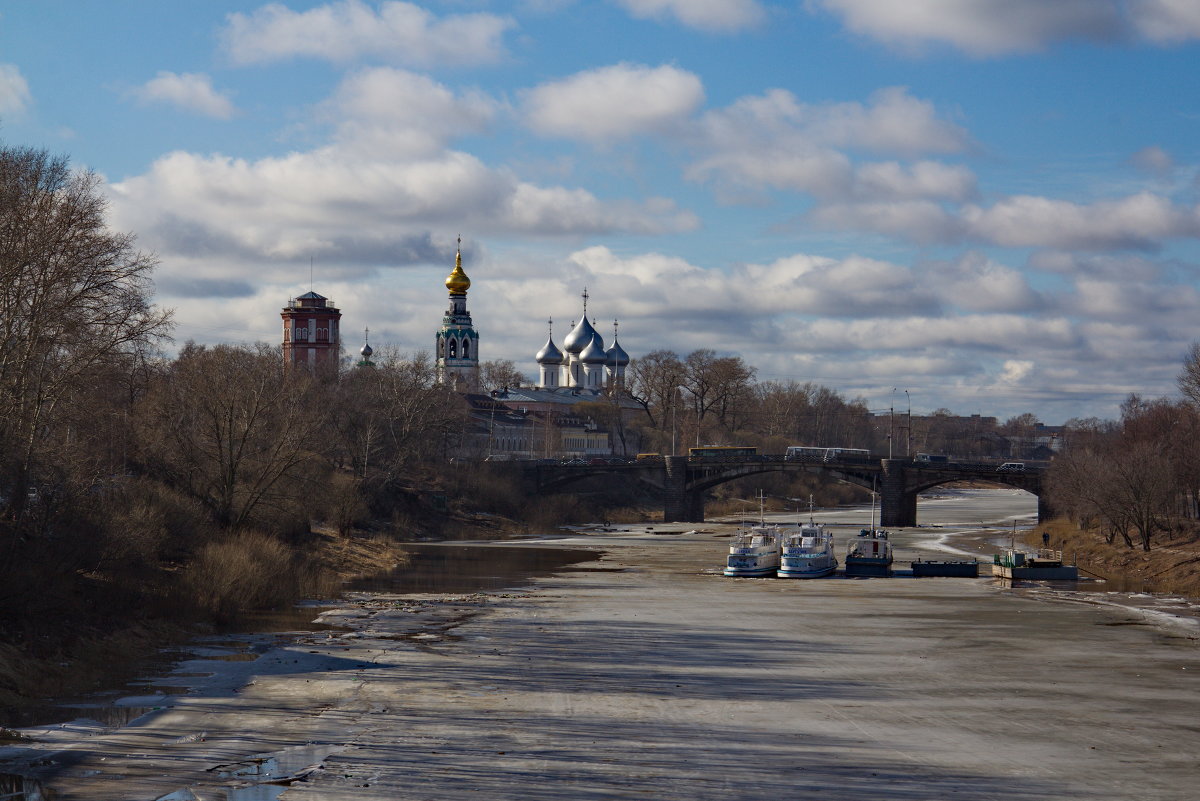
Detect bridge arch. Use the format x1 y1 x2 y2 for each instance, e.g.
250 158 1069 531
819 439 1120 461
527 457 1047 526
685 462 878 496
533 466 665 495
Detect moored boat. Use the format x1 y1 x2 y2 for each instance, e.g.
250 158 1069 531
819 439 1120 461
991 547 1078 580
723 524 783 577
778 499 837 578
778 524 838 578
844 528 893 577
843 486 892 577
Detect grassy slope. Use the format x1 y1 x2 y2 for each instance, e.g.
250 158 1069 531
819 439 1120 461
1032 518 1200 597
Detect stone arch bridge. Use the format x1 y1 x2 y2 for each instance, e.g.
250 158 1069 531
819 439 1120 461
524 455 1047 527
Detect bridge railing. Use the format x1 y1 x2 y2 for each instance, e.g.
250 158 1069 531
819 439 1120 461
522 455 1042 473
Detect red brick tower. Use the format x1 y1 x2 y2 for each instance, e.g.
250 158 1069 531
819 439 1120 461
281 290 341 370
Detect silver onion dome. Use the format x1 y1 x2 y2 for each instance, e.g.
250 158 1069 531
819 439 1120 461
605 338 629 367
580 334 606 364
536 336 563 364
563 316 600 354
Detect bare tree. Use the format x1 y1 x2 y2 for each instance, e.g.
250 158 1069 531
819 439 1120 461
1179 341 1200 408
479 359 528 393
707 355 756 431
1110 440 1176 551
754 381 815 440
1051 402 1180 550
626 349 685 429
333 348 466 482
1001 412 1041 458
136 344 325 530
0 145 172 538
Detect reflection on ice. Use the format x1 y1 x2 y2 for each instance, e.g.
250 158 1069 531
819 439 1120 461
152 744 338 801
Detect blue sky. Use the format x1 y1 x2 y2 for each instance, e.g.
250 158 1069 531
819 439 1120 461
3 0 1200 423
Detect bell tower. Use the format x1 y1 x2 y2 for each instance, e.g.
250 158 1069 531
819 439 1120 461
435 238 480 391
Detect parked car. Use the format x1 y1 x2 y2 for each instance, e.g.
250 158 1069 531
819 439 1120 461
998 462 1026 472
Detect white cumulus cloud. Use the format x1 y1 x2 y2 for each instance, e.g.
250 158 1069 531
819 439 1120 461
961 192 1196 250
811 191 1200 250
852 161 977 202
221 0 516 67
522 63 704 144
1131 0 1200 43
685 87 972 199
924 252 1044 313
323 67 497 157
813 0 1200 55
109 147 697 269
132 72 236 119
696 86 970 156
812 0 1125 56
810 200 962 244
0 64 31 114
614 0 765 32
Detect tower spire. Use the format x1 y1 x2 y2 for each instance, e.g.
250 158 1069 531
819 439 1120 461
436 234 479 391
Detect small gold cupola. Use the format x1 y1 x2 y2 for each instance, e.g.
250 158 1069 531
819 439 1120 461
445 239 471 294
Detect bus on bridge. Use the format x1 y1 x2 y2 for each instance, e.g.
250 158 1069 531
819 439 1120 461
689 446 757 460
785 446 872 462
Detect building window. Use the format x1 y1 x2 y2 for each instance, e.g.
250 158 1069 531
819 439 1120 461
462 339 470 359
449 339 457 358
296 326 308 341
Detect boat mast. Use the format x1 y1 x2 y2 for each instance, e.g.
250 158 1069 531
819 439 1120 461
870 479 877 532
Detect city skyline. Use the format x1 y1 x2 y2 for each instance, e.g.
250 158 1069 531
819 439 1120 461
3 1 1200 423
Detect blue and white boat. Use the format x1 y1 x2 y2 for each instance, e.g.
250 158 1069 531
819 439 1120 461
778 501 837 578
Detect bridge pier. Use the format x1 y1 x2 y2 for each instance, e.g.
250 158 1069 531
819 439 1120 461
879 459 917 528
662 460 700 522
662 456 705 523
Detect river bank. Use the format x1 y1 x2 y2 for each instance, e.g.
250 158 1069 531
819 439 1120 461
2 489 1197 800
1032 517 1200 596
0 529 415 730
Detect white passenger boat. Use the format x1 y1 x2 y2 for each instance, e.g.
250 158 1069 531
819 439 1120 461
724 493 783 577
844 528 893 577
778 500 837 578
723 523 783 577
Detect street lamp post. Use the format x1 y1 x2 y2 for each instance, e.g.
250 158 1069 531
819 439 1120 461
671 386 682 456
904 389 911 457
889 387 896 459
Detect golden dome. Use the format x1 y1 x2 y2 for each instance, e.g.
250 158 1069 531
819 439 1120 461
445 246 470 294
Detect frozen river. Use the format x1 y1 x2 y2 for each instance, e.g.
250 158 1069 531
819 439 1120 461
2 488 1198 800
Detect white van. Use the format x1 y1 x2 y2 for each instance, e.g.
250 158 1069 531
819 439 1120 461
998 462 1025 472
